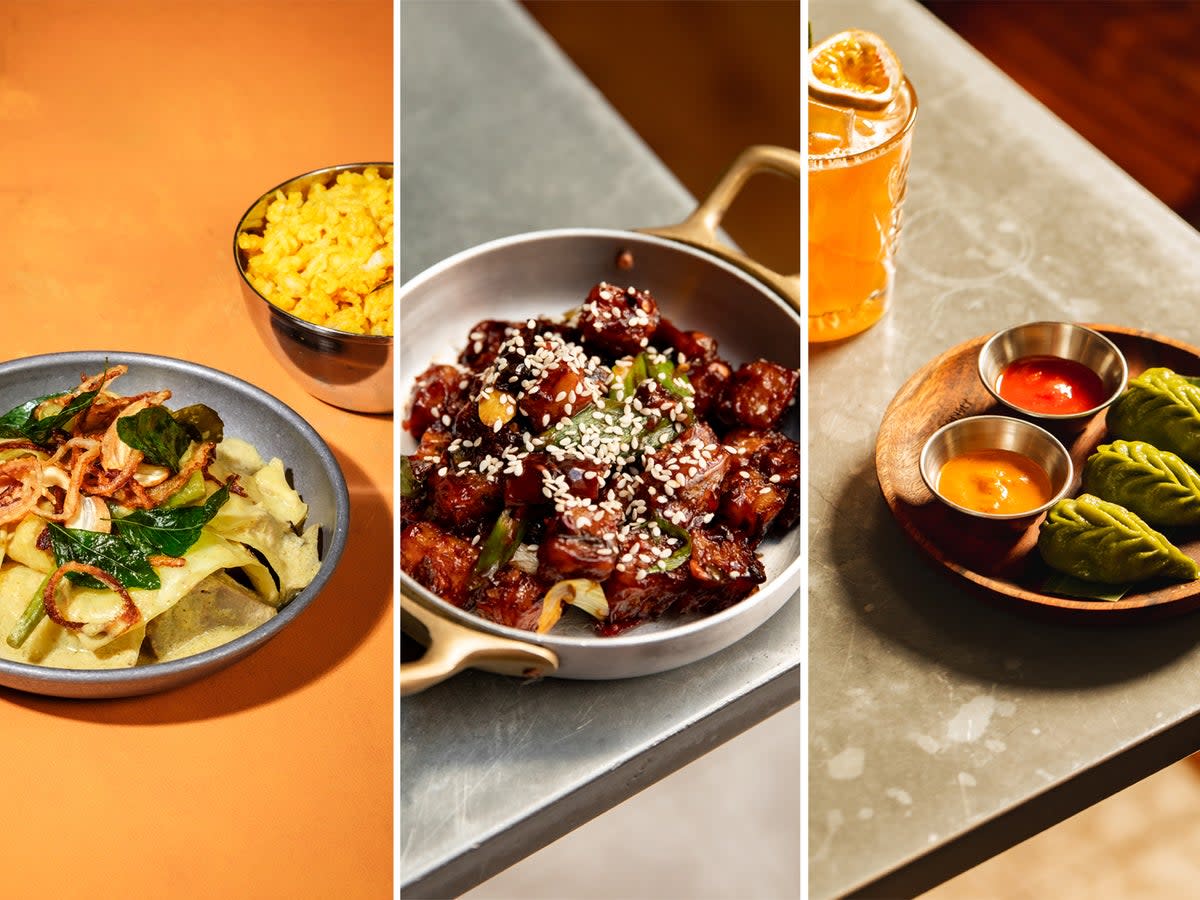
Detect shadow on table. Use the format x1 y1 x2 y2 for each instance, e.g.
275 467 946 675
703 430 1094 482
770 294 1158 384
825 456 1200 689
0 442 393 723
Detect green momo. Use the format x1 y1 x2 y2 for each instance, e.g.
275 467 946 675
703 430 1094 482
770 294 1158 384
1082 440 1200 527
1038 494 1199 584
1107 367 1200 467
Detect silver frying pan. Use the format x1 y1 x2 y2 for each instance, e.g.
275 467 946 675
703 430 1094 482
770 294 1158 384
400 145 801 694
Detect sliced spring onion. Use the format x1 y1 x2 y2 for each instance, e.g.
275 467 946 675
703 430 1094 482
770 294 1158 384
643 354 691 397
472 508 527 586
641 418 679 451
647 517 692 574
400 455 417 499
540 397 621 446
539 392 680 454
619 354 649 399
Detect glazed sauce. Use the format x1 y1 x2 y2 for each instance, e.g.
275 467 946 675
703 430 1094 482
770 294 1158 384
937 449 1053 515
997 355 1107 415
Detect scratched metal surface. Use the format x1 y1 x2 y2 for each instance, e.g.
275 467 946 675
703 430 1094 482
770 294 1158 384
398 1 802 896
809 1 1200 897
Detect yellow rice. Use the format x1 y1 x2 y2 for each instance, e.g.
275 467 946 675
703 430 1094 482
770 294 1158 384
238 166 393 336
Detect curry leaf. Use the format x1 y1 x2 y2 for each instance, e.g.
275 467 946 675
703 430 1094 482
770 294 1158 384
116 486 230 558
117 406 193 468
0 391 99 445
46 523 161 591
45 488 228 592
172 404 224 444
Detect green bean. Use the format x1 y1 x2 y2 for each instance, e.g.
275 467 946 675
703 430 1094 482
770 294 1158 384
6 573 51 649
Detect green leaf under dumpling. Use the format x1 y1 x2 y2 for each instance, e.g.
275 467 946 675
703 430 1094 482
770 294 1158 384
1038 493 1199 584
1082 440 1200 527
1107 367 1200 467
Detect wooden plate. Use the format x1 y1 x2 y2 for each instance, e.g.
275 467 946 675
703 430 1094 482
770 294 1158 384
876 325 1200 621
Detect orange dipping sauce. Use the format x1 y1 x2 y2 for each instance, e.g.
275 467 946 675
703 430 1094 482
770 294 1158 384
996 355 1107 415
937 449 1054 515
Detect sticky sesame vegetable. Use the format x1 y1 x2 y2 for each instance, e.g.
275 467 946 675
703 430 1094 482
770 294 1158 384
400 284 801 635
478 386 517 431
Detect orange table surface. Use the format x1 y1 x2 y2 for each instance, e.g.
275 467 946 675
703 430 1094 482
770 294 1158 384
0 3 393 898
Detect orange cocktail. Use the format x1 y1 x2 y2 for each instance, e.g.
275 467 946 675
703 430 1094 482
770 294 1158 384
808 31 917 342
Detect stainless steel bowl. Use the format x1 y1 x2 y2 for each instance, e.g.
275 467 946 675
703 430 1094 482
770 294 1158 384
233 162 393 414
977 321 1127 422
919 414 1073 521
399 144 802 691
400 228 802 682
0 351 350 698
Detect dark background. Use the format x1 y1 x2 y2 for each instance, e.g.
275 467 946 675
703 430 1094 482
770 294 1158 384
523 0 802 275
524 0 1200 237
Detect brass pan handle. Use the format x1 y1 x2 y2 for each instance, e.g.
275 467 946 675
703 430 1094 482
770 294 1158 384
639 144 801 314
400 591 559 696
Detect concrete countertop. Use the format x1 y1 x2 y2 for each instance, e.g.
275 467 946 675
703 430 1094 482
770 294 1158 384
399 1 802 895
809 1 1200 896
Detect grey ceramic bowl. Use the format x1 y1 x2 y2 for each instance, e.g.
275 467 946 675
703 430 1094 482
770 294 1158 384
0 351 349 698
919 414 1073 521
233 162 393 414
978 321 1127 422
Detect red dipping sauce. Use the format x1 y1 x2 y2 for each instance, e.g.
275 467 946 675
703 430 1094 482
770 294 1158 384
997 355 1108 415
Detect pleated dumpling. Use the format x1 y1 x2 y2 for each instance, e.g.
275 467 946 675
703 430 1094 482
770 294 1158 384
1082 440 1200 527
1107 367 1200 466
1037 494 1199 584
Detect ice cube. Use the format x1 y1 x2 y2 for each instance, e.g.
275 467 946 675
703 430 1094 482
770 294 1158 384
808 98 855 155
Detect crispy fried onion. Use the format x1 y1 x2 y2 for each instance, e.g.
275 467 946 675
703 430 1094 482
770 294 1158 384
224 473 248 498
147 554 185 568
0 439 45 456
86 438 212 512
42 561 141 639
45 436 100 468
33 365 127 427
77 388 171 435
86 445 143 497
40 444 101 523
0 457 44 526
